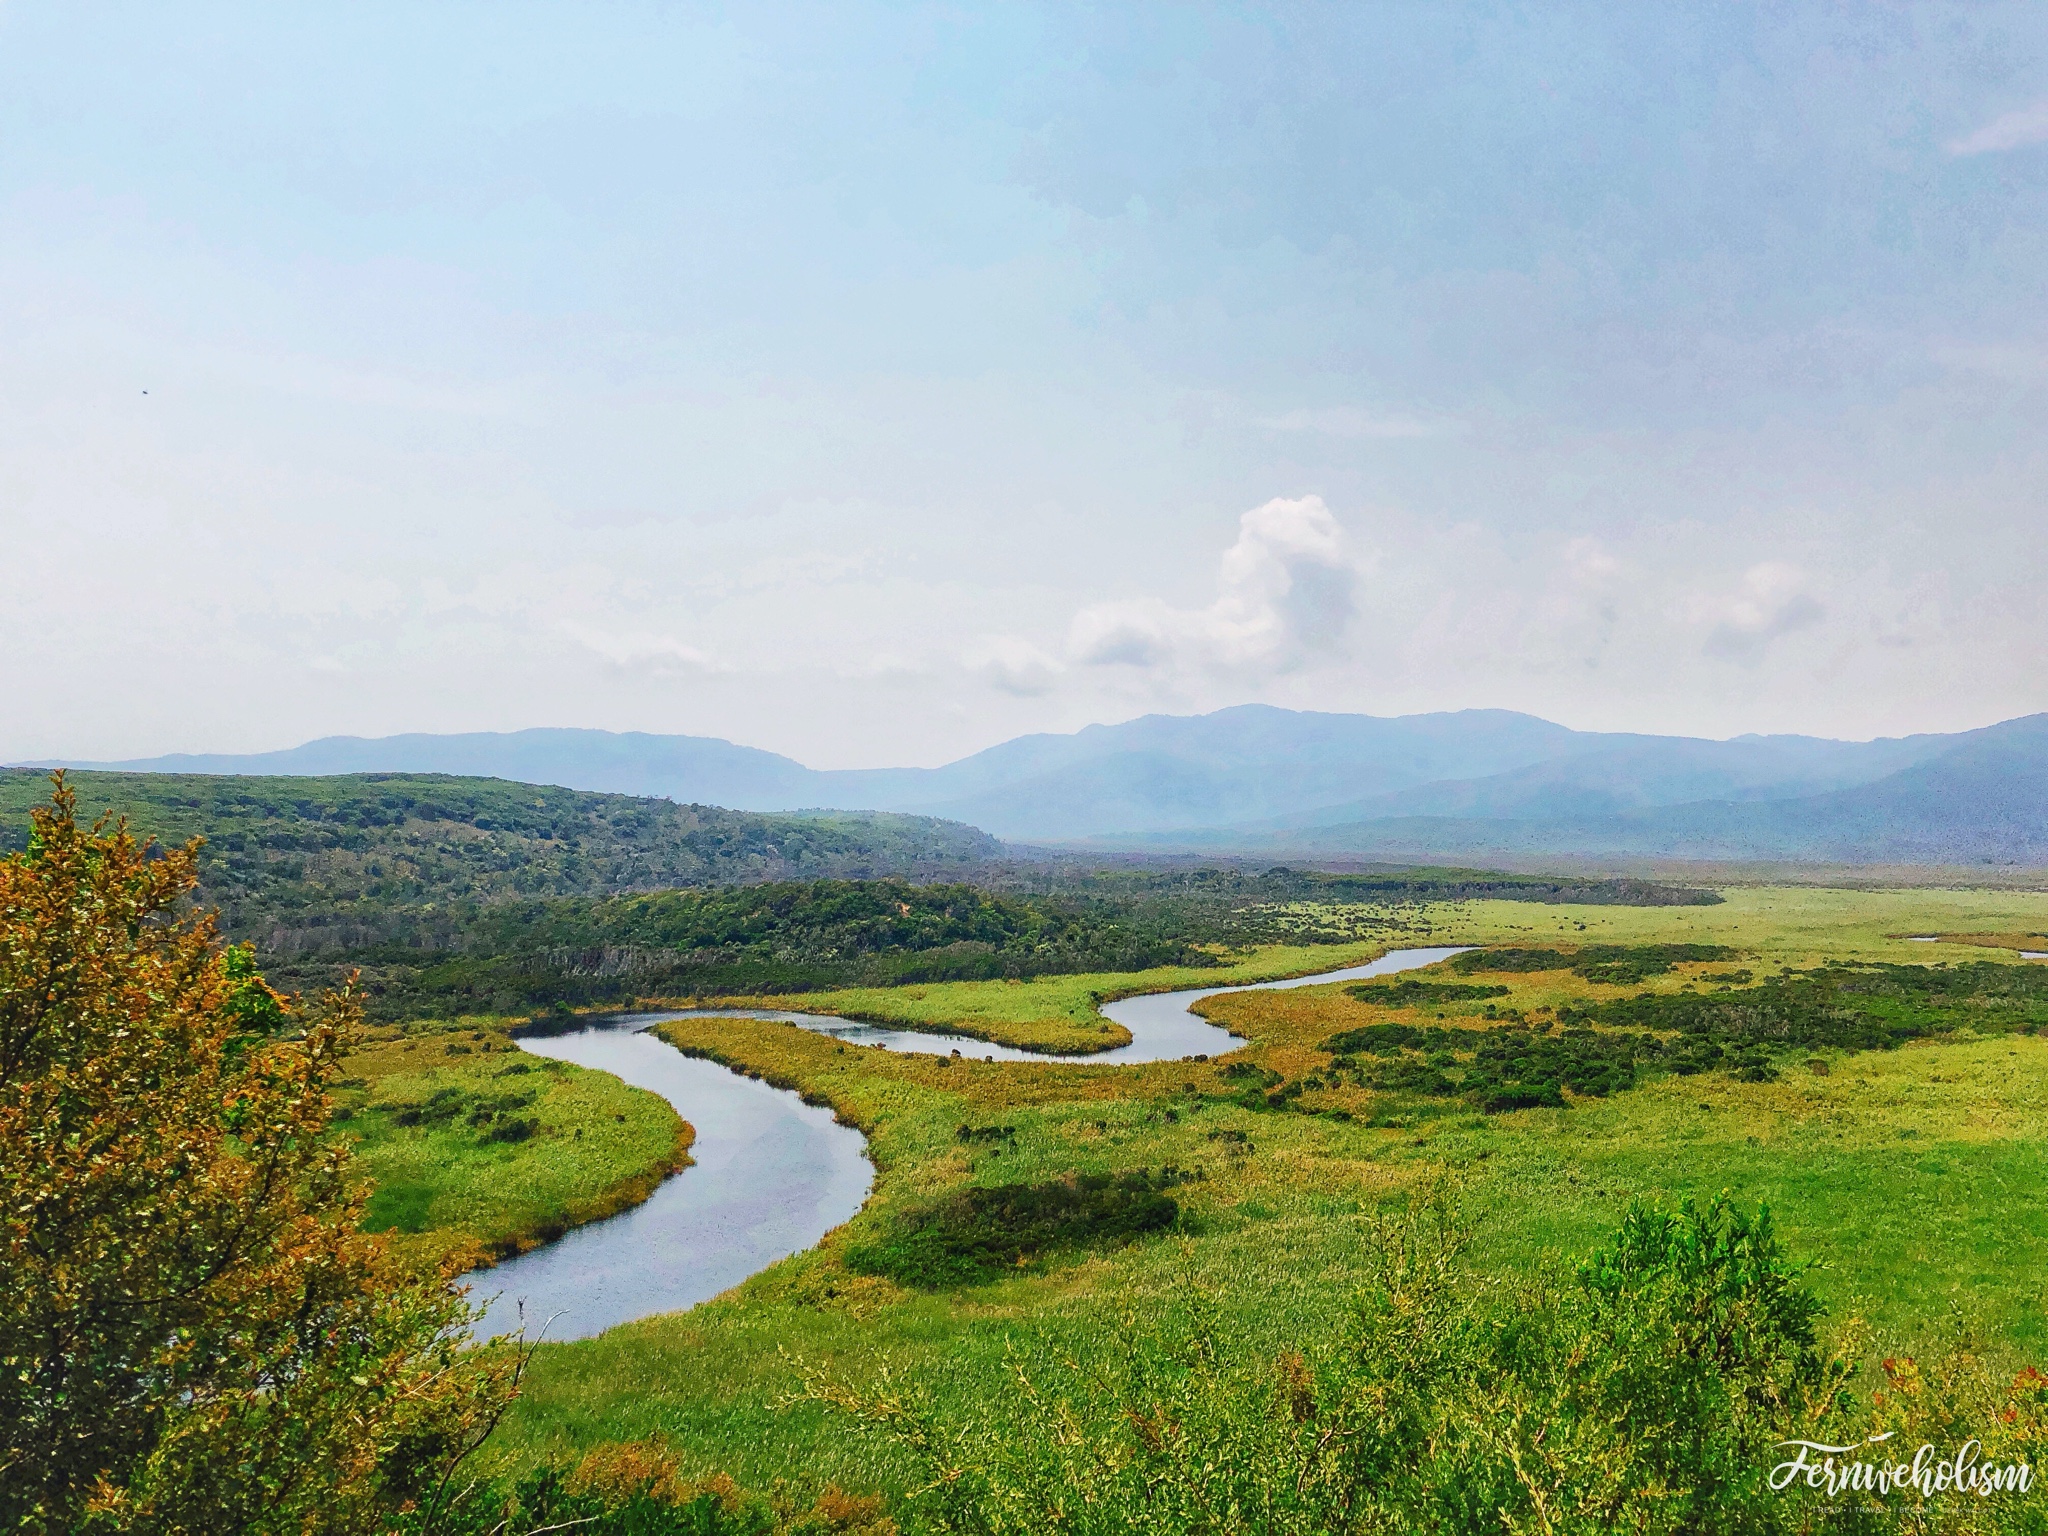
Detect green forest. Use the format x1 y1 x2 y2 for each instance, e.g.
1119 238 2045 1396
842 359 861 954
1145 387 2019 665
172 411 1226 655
0 769 1718 1022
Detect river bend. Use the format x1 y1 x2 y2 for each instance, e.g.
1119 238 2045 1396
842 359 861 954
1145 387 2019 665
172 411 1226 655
469 945 1467 1339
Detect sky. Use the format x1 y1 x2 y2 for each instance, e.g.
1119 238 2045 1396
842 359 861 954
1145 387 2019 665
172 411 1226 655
3 2 2046 768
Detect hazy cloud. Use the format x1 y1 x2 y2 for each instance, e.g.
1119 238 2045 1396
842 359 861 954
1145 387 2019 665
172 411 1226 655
558 622 723 678
1700 563 1826 660
1562 537 1623 586
1947 99 2048 155
971 636 1065 697
1069 496 1361 676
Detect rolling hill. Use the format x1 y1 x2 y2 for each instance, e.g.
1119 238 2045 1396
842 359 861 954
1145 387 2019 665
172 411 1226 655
0 768 1004 939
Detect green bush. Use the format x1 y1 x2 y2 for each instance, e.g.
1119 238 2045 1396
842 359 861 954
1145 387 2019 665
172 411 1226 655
1345 977 1509 1005
1450 942 1739 983
1323 1020 1656 1111
813 1194 1881 1534
844 1171 1187 1288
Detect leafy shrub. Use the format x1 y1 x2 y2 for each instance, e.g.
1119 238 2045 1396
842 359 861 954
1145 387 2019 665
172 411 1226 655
384 1084 542 1142
813 1193 1885 1535
844 1171 1186 1288
1323 1020 1657 1112
1451 942 1738 983
0 779 513 1533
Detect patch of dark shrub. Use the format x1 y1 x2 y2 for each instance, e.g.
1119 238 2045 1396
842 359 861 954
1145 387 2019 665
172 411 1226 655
1218 1059 1307 1110
384 1084 541 1142
955 1123 1017 1144
1347 978 1510 1006
845 1170 1190 1288
1477 1081 1566 1112
1322 1019 1659 1113
1451 943 1738 985
1333 961 2048 1113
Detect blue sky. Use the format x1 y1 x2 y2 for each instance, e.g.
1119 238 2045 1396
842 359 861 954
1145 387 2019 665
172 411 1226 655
3 3 2045 765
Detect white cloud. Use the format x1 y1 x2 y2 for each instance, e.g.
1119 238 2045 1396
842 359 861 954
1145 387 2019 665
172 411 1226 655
1067 495 1362 676
1947 98 2048 156
1699 562 1826 660
1256 406 1464 439
557 621 723 678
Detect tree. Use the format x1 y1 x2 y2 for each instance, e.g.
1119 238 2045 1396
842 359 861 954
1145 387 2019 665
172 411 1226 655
0 777 516 1533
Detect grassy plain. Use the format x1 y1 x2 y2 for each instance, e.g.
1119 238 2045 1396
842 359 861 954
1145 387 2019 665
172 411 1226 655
338 1021 690 1272
730 886 2048 1053
456 884 2048 1501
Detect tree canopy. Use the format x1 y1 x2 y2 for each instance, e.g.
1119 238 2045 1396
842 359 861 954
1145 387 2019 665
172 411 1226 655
0 777 513 1534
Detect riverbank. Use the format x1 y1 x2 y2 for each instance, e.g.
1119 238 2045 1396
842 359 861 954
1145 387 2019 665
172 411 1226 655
337 1020 693 1273
337 938 1453 1279
465 1020 871 1342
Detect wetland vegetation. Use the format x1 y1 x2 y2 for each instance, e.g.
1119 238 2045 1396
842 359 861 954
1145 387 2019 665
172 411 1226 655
14 771 2048 1532
468 887 2048 1532
334 1024 689 1271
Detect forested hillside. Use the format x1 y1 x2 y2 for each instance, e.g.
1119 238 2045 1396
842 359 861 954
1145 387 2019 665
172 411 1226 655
0 770 1720 1022
0 767 1002 928
286 878 1220 1019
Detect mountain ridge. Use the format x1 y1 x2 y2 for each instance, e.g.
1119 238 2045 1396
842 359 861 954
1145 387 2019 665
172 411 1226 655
24 704 2048 863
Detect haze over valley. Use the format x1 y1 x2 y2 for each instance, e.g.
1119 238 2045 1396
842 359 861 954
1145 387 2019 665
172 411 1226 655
51 702 2048 865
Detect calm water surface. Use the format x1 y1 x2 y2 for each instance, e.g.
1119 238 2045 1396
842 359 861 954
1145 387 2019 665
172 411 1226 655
467 946 1468 1338
469 1021 871 1342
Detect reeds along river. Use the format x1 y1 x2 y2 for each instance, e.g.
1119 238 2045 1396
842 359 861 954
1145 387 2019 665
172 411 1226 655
468 946 1469 1341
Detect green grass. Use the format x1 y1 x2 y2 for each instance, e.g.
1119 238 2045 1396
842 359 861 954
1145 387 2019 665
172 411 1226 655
1421 1035 2048 1344
492 1033 2048 1493
338 1025 690 1270
449 887 2048 1501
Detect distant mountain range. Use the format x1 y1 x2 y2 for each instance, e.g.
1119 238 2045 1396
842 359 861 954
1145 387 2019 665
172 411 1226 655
29 704 2048 864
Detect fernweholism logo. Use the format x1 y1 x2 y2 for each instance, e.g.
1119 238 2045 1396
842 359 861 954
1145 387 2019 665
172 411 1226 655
1772 1433 2034 1501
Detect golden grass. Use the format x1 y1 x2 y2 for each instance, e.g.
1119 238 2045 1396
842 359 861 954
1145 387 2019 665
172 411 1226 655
1434 886 2048 966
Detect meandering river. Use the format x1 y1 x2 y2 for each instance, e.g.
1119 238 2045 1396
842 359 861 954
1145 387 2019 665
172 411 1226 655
468 945 1467 1340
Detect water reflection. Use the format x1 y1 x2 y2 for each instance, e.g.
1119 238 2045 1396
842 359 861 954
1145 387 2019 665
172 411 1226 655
468 1021 870 1342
